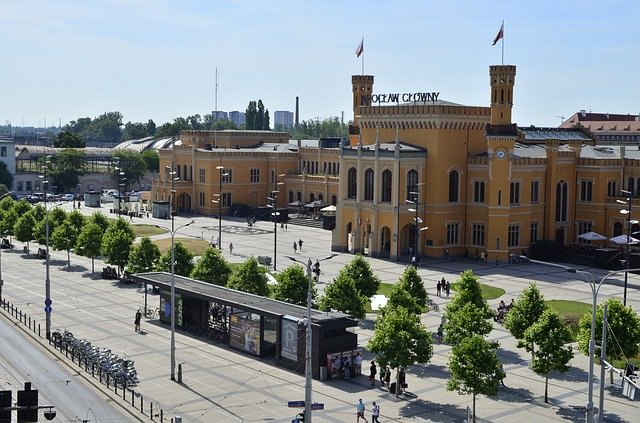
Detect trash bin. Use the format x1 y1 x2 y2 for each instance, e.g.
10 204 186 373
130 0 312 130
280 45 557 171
175 417 182 423
319 366 327 381
23 246 28 253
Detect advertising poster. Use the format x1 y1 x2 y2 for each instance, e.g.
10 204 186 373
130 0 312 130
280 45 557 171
327 352 342 379
229 314 261 356
280 317 299 361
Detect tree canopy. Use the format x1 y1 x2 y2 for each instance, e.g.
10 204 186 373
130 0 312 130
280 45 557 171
51 220 78 267
335 254 381 299
505 282 547 352
75 222 104 273
273 264 315 306
444 302 493 346
53 131 85 148
128 236 161 274
227 256 269 296
245 100 270 130
289 116 349 139
386 266 428 315
112 149 147 188
190 247 231 286
0 162 14 190
157 241 194 277
317 275 366 319
49 149 87 192
101 218 135 274
444 270 492 319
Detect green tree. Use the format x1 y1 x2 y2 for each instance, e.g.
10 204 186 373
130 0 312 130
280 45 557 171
505 283 547 354
140 150 159 173
66 209 86 233
0 184 7 198
273 264 315 306
447 335 504 422
75 222 104 273
190 247 231 286
53 131 86 148
444 302 493 346
83 111 123 144
0 196 14 212
14 213 36 253
51 221 78 266
157 241 194 276
101 218 135 274
12 199 32 216
368 306 433 396
227 256 269 296
89 212 110 233
337 255 381 299
245 101 257 130
2 208 18 241
386 266 428 314
128 236 161 274
445 270 492 318
122 122 149 141
112 150 148 188
49 149 87 192
34 207 67 244
146 119 156 135
256 100 265 129
523 309 574 403
317 276 366 319
577 298 640 365
0 162 13 189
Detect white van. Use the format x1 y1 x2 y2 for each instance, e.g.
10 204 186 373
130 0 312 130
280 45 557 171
100 189 119 203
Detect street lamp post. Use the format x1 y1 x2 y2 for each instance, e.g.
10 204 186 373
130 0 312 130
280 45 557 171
212 166 229 250
269 174 285 270
38 171 53 340
285 253 337 423
170 218 195 381
616 190 637 306
406 183 428 265
512 255 640 423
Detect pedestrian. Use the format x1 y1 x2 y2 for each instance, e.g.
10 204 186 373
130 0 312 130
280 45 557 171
129 212 133 222
436 323 443 342
356 399 368 423
77 200 81 209
281 222 284 230
399 368 406 393
500 362 506 387
354 352 362 375
379 365 384 386
134 309 142 332
411 255 416 268
293 242 297 253
73 201 76 209
436 280 441 297
298 238 303 251
369 361 377 386
444 248 449 261
475 249 479 261
285 223 288 231
371 401 381 423
384 367 391 388
229 242 234 255
445 280 451 298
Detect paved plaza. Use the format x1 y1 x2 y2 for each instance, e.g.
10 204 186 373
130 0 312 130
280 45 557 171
1 203 638 422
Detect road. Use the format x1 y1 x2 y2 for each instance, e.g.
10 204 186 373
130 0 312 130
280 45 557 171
0 315 131 423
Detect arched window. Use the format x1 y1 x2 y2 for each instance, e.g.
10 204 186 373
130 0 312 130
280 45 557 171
310 193 315 202
510 182 520 204
474 181 485 203
183 165 187 181
364 168 374 201
381 169 392 202
297 191 302 201
406 170 418 201
449 170 459 202
628 177 635 196
289 191 294 203
500 89 504 102
555 181 568 222
347 167 357 199
331 195 337 205
318 193 323 201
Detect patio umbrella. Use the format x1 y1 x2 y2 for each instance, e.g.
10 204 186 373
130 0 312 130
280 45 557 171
288 200 306 207
609 234 640 245
304 200 327 209
577 231 607 241
320 205 337 212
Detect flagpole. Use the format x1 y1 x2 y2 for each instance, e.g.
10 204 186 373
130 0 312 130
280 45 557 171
361 37 365 75
501 21 504 65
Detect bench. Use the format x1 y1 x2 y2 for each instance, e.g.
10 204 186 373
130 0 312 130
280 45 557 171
257 256 272 267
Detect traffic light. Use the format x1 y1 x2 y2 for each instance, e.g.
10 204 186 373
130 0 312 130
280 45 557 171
1 390 11 423
17 383 38 423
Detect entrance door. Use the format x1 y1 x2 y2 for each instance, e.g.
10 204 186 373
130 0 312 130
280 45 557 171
555 228 565 246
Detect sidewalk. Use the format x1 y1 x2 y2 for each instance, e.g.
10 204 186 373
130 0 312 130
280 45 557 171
2 203 638 422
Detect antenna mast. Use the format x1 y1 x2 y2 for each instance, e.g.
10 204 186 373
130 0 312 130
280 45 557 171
214 67 218 148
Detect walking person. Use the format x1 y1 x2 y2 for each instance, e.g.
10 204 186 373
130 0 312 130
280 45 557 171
298 238 303 251
356 398 368 423
229 242 234 255
384 367 391 388
445 280 451 298
281 222 284 231
371 401 381 423
436 280 441 297
369 361 377 387
134 309 142 332
399 368 407 393
293 242 297 253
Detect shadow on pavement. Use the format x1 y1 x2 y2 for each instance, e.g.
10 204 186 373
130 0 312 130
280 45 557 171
398 398 467 422
81 272 103 280
359 318 376 331
549 365 589 383
497 347 526 365
495 386 534 403
60 264 88 272
412 363 450 381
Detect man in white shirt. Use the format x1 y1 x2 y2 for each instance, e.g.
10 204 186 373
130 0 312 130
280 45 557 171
371 401 380 423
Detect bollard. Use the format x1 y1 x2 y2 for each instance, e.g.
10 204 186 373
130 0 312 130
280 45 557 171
160 409 163 422
106 374 110 389
19 310 22 322
141 396 144 414
123 382 126 400
175 417 182 423
28 316 31 328
38 323 40 337
177 363 183 383
131 389 135 406
115 381 118 395
150 403 154 421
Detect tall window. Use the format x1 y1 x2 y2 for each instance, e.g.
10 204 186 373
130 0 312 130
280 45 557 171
508 225 520 247
331 195 337 205
199 168 205 183
472 224 485 246
509 182 520 204
222 169 232 183
310 193 315 202
531 181 539 202
250 168 260 183
446 223 459 245
580 180 593 202
607 180 617 197
0 146 6 157
289 191 294 203
555 181 568 222
198 192 205 207
448 170 459 202
628 177 635 196
364 168 374 201
577 221 593 243
222 192 232 207
381 169 392 202
347 167 357 199
296 192 302 201
530 222 539 244
474 181 485 203
407 170 418 201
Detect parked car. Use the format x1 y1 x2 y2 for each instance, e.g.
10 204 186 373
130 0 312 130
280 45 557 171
62 193 75 201
101 189 119 203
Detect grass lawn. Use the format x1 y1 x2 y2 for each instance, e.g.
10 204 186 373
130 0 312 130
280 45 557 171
153 237 211 255
365 282 395 313
131 224 168 237
450 282 505 300
545 299 590 341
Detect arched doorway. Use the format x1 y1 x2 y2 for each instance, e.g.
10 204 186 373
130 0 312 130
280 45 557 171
362 223 372 256
177 193 191 213
380 226 391 258
400 223 416 258
346 222 353 253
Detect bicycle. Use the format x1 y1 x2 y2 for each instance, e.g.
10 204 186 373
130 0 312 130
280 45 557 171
428 299 439 312
144 307 159 318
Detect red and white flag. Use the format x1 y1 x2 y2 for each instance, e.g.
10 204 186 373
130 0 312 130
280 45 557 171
492 21 504 45
355 38 364 58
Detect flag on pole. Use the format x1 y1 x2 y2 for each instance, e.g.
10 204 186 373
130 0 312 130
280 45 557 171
492 21 504 45
355 38 364 58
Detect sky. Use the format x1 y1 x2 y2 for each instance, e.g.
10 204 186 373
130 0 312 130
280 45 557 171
1 0 639 129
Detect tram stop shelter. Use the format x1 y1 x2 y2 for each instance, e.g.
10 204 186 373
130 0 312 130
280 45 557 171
131 272 359 379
